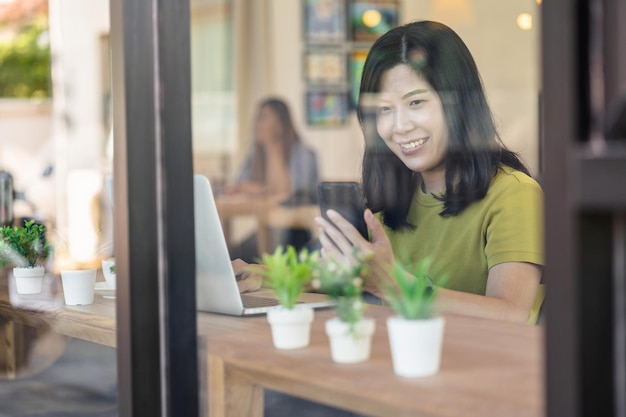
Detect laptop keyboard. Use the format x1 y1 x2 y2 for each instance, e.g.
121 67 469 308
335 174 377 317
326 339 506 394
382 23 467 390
241 295 280 308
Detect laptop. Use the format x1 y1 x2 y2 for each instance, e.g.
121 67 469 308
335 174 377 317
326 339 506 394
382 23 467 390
193 174 335 315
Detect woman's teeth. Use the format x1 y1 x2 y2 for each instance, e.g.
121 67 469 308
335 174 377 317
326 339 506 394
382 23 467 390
400 137 428 150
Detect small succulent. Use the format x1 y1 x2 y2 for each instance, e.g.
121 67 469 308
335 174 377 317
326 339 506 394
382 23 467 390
384 258 439 320
311 248 370 327
249 246 319 309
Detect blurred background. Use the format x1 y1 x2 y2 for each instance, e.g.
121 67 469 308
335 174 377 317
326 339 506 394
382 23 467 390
0 0 541 271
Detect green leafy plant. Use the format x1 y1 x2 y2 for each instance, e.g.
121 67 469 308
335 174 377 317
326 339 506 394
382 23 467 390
109 264 116 274
0 220 50 268
384 259 438 320
249 246 318 310
311 248 370 327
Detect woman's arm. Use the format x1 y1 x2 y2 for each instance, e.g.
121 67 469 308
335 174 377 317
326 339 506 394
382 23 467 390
315 209 541 324
224 144 290 197
227 181 266 195
434 262 541 323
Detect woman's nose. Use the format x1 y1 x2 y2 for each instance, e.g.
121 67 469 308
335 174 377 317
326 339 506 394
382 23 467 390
393 108 414 134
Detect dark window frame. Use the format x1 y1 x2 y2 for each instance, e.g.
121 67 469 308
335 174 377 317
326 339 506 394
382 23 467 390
110 0 198 416
543 0 626 416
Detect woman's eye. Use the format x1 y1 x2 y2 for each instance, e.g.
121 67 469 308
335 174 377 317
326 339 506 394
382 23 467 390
377 106 391 114
410 99 424 106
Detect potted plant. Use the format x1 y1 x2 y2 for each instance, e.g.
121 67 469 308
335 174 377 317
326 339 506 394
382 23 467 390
311 249 375 364
0 220 50 294
249 245 318 350
383 259 445 377
101 258 116 289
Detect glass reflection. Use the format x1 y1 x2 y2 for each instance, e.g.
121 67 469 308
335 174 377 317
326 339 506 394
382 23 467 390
0 0 542 416
0 0 117 415
192 2 542 416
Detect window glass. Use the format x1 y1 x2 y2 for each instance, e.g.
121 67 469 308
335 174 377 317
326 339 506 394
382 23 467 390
0 1 543 416
191 1 542 416
1 0 117 415
196 0 541 268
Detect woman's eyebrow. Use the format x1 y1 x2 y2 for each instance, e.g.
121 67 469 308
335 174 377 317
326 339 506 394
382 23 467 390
402 89 428 99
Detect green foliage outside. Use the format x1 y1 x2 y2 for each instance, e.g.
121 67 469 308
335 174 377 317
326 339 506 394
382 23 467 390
0 16 51 98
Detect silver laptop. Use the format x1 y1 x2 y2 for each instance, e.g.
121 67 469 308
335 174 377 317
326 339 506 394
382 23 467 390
193 174 335 315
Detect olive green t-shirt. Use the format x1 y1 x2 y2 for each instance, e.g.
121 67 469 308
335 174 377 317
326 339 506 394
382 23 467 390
383 166 544 295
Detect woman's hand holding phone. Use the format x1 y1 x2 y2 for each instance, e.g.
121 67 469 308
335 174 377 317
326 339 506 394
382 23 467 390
317 182 369 239
315 208 396 298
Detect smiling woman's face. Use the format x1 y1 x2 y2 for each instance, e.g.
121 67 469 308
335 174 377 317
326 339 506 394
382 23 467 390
375 64 449 182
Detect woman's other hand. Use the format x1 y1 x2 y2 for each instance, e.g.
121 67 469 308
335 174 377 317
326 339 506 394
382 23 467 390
315 209 395 297
231 258 263 293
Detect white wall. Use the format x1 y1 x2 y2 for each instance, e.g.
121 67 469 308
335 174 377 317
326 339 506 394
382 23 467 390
266 0 541 180
49 0 111 262
0 100 55 221
268 0 364 182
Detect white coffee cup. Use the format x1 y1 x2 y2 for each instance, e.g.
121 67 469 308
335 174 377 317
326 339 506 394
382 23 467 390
61 269 96 305
101 259 116 289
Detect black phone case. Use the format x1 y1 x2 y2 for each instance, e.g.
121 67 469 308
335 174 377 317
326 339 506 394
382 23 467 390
317 182 368 240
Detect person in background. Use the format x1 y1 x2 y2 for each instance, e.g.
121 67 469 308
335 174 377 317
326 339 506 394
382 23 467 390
226 97 319 263
313 20 543 324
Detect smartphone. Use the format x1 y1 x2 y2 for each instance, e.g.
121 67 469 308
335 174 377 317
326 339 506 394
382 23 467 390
318 181 369 240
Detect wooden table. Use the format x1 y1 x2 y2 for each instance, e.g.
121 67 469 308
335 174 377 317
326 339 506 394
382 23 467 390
206 308 544 417
0 274 544 417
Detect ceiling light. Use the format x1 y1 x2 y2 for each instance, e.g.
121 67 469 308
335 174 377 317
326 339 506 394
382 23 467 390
362 10 382 28
517 13 533 30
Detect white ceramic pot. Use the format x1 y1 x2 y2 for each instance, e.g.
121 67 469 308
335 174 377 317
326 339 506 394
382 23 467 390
325 317 376 364
101 258 116 289
13 266 45 294
267 306 314 350
60 269 97 306
387 315 446 377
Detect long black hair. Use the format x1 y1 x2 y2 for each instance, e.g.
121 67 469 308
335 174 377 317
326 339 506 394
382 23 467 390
357 21 529 230
249 97 300 183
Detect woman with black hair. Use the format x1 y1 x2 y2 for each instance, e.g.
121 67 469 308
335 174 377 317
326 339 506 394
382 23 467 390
227 97 319 263
227 98 318 200
315 21 543 324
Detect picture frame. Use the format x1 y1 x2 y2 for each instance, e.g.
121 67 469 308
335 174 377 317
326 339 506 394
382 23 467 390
303 0 347 44
349 49 369 108
304 50 347 84
305 90 349 127
349 0 399 43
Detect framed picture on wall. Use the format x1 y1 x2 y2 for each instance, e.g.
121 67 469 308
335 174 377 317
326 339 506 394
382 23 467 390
304 50 347 84
303 0 347 43
349 49 368 108
349 0 399 43
305 90 349 127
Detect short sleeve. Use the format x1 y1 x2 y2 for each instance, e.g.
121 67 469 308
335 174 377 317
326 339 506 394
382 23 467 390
289 144 319 195
485 175 544 269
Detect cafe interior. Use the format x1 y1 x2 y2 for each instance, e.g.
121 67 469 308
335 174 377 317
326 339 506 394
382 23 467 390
0 0 624 416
